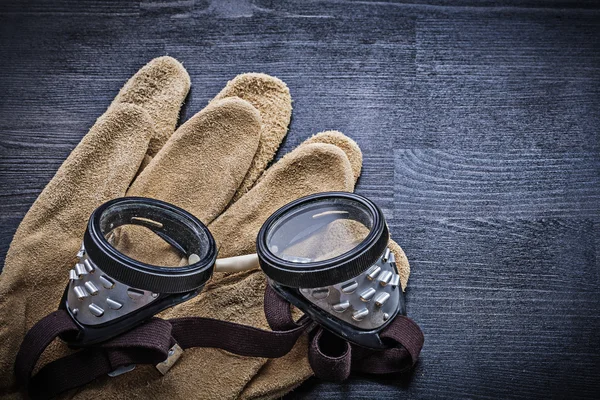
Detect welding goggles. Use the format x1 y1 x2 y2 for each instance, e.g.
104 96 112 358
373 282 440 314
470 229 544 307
15 193 423 398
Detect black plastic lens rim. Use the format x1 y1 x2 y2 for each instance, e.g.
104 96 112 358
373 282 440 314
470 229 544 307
83 197 217 294
257 192 389 288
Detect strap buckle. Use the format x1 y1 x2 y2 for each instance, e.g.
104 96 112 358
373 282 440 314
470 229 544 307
155 343 184 375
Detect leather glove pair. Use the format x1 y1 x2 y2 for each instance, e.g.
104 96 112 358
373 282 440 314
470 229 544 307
0 56 411 399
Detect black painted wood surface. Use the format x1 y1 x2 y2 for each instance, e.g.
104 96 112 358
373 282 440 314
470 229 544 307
1 1 599 398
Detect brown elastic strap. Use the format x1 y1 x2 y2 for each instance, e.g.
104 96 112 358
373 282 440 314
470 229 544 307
15 287 423 398
17 316 174 399
307 315 424 380
263 283 313 331
14 310 79 389
262 285 424 381
170 316 309 358
15 308 309 399
263 285 354 381
264 282 298 330
262 285 424 380
308 328 353 381
350 316 424 374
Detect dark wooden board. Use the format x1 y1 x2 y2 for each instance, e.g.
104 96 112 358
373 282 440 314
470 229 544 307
1 1 599 398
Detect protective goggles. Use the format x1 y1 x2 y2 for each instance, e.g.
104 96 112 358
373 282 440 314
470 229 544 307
15 193 423 399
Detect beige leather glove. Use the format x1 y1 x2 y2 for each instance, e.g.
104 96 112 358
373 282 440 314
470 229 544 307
0 56 410 399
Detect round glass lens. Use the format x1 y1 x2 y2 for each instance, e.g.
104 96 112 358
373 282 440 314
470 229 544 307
265 197 374 263
99 202 212 267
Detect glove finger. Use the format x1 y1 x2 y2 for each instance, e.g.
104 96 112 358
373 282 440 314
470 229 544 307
208 142 356 258
211 73 292 202
115 72 289 266
252 130 362 195
119 97 262 266
108 56 191 163
297 132 410 288
0 104 154 387
388 238 410 291
301 130 363 183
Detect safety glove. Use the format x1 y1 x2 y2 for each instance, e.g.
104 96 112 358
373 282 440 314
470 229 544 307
1 56 417 400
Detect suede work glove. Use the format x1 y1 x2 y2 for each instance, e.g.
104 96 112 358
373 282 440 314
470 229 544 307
0 56 411 400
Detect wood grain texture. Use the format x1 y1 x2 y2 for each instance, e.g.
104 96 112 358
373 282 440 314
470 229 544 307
0 0 599 398
395 150 600 218
292 218 600 399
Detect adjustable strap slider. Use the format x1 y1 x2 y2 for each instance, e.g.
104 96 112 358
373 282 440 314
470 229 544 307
155 343 184 375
